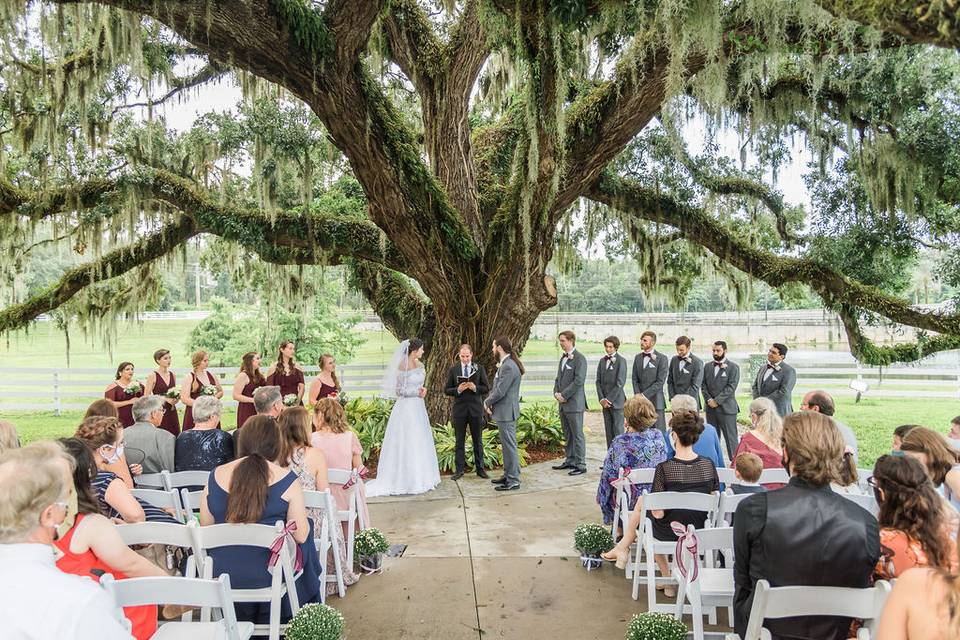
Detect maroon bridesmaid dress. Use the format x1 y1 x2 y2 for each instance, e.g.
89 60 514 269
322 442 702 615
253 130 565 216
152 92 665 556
182 371 218 430
151 370 181 437
105 384 142 428
236 376 262 430
268 366 305 405
316 380 338 399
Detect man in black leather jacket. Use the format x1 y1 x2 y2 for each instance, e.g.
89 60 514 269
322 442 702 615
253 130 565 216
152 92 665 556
733 411 880 640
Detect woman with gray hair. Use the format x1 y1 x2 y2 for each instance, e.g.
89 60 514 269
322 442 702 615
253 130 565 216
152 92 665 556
664 394 725 469
174 395 234 473
731 396 785 488
124 396 175 474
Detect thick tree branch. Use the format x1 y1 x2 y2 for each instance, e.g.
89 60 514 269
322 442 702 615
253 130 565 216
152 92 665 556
812 0 960 49
347 259 435 343
837 303 960 365
324 0 386 60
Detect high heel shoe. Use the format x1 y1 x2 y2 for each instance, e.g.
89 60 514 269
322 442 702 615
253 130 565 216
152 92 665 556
601 548 629 569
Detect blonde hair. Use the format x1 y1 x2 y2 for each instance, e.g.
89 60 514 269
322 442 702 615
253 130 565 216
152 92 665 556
74 416 123 451
0 421 19 452
623 394 658 432
782 411 844 487
901 427 960 486
749 397 783 446
734 452 764 483
191 350 209 369
0 441 67 543
312 398 350 434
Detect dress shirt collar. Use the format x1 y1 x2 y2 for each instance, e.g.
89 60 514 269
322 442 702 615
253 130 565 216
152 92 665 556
499 353 511 363
0 542 56 566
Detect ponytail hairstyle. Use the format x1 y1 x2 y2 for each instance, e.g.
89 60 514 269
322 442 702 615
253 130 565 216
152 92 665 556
276 341 296 376
241 352 266 387
873 454 950 570
74 416 123 452
57 438 103 516
837 446 859 487
227 416 281 523
114 362 134 380
319 354 340 391
493 336 525 375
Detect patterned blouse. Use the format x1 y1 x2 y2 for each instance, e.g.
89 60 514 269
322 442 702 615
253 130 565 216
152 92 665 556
597 429 668 525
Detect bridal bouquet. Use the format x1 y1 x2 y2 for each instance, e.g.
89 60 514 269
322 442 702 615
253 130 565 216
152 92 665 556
283 394 299 407
201 385 218 396
124 382 142 395
164 389 181 400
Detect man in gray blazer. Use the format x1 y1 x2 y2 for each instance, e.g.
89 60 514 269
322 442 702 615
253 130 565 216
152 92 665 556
632 330 669 432
485 337 524 491
552 330 588 475
668 335 704 410
124 395 175 474
751 342 796 417
596 335 628 447
703 340 740 459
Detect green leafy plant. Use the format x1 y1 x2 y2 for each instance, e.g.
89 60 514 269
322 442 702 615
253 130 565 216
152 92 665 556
573 523 614 556
285 603 344 640
344 397 393 461
433 424 503 472
516 401 565 448
354 528 389 558
624 612 688 640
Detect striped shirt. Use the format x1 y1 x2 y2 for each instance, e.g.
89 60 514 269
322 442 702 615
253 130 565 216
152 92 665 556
93 471 179 524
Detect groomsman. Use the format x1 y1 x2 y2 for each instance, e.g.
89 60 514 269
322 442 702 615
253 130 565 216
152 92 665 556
552 331 588 476
703 340 740 459
443 343 491 480
751 342 796 417
596 335 627 447
667 335 704 409
632 330 668 433
485 337 524 491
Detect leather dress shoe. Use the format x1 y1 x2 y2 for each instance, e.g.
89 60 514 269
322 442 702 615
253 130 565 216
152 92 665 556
452 471 464 481
491 476 508 485
476 469 489 479
552 462 573 470
495 483 520 491
568 467 587 476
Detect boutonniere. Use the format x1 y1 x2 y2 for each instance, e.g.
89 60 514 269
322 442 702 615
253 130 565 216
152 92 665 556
496 361 502 369
649 353 657 363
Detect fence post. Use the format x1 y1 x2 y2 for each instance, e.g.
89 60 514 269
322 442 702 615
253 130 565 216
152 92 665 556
53 371 62 417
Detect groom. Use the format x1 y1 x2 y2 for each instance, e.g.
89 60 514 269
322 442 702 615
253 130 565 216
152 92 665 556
484 336 523 492
443 343 490 480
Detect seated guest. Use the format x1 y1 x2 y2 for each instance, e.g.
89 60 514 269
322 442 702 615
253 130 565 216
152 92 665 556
870 454 956 581
602 410 719 597
123 396 175 474
0 442 130 639
800 389 859 462
75 416 179 524
901 427 960 529
949 415 960 451
892 424 919 451
732 397 785 488
597 394 668 528
311 398 370 529
200 416 321 624
876 565 959 640
57 438 166 640
175 395 234 474
253 385 284 418
83 398 137 488
734 411 880 640
731 452 766 495
664 394 724 469
277 407 358 595
0 420 19 452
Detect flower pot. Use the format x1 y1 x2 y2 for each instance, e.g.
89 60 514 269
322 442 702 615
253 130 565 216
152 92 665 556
359 553 383 574
580 552 603 571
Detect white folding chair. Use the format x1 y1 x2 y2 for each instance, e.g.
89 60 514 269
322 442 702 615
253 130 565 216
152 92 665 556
841 492 879 518
328 468 365 568
727 579 891 640
115 520 204 578
134 472 167 489
716 467 737 486
303 489 346 600
673 525 735 640
180 488 205 521
757 469 789 485
631 492 721 611
191 521 301 640
609 467 656 578
714 491 755 528
165 470 212 491
100 573 254 640
131 488 187 524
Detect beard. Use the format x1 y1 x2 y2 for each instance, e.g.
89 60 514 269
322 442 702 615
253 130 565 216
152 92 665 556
713 354 724 362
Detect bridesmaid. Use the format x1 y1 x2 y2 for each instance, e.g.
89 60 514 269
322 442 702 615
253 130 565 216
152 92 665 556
232 352 265 430
181 350 223 430
307 354 341 404
104 362 143 428
143 348 180 437
267 341 305 405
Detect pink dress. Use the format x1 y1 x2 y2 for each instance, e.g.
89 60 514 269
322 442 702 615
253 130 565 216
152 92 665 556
311 431 370 526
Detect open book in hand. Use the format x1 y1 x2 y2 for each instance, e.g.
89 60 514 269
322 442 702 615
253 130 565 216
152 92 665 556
457 370 478 383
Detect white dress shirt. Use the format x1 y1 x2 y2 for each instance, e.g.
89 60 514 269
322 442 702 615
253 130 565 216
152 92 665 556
0 543 132 640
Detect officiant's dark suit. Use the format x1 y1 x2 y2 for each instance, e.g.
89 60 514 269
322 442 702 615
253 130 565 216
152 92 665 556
443 353 491 477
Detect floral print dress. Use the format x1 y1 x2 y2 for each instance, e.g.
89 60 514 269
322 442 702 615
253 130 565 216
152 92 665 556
597 429 668 525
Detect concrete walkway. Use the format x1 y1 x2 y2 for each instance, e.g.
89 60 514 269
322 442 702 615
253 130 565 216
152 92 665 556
333 413 732 639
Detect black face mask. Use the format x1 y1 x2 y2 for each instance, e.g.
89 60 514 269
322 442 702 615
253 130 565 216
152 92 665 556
713 354 724 362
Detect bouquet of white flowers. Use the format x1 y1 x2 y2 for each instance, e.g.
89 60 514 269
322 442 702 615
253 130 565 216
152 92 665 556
165 389 180 400
201 385 218 396
124 382 142 395
283 394 299 407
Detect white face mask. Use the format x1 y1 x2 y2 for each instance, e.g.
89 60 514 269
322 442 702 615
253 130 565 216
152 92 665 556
101 444 123 465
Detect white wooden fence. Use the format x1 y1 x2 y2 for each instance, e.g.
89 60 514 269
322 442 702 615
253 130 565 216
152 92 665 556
2 354 959 415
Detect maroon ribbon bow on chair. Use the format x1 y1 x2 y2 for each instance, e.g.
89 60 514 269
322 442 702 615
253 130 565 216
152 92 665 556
671 522 699 583
343 466 369 490
268 521 303 574
608 467 635 508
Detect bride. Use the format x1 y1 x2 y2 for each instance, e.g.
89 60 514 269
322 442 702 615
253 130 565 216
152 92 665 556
365 339 441 497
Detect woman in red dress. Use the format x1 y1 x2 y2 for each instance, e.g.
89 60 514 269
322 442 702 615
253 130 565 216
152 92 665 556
267 340 305 405
143 348 180 436
307 353 341 405
181 350 223 430
232 351 265 429
731 396 786 489
104 362 142 428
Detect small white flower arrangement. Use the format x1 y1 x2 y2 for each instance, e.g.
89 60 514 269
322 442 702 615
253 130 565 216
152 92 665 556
624 612 687 640
124 382 142 395
201 385 218 396
283 393 299 407
285 603 344 640
164 389 181 400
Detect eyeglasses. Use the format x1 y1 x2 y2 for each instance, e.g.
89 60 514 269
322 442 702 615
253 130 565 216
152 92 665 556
866 476 880 489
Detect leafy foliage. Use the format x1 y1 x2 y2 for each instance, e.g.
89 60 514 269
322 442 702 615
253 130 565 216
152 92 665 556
573 522 614 555
624 612 688 640
354 527 390 557
285 603 344 640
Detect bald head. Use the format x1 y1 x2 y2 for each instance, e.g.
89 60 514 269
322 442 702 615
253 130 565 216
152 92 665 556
801 390 834 417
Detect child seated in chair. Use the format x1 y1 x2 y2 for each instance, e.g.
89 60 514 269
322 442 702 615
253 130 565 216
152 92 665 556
731 453 767 495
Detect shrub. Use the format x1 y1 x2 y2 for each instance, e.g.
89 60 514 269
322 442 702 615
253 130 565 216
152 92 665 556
573 523 614 556
285 603 344 640
624 612 688 640
344 397 392 461
433 424 503 472
354 528 389 558
516 401 564 448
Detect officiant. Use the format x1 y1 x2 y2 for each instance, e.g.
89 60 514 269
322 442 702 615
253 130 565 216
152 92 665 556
443 343 491 480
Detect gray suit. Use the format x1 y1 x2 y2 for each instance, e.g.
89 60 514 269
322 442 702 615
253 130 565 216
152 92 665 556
485 356 522 484
632 350 668 432
751 361 796 417
554 350 587 469
668 354 704 410
596 353 627 446
702 359 741 459
124 421 175 474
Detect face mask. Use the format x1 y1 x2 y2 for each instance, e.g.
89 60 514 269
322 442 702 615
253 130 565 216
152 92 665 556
54 490 78 540
780 454 790 473
101 444 123 465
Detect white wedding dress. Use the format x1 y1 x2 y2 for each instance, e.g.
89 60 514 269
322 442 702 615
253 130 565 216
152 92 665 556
365 365 441 497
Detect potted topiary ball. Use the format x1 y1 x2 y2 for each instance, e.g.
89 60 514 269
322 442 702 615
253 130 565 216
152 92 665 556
354 527 389 574
624 612 688 640
573 523 614 570
286 603 344 640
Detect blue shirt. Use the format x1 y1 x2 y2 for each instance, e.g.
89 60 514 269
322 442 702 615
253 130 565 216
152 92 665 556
665 421 725 471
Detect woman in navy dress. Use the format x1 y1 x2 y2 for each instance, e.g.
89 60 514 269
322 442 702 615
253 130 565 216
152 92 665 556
144 349 180 436
307 354 341 405
200 415 321 623
267 341 305 405
181 350 223 430
232 352 265 430
104 362 143 428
